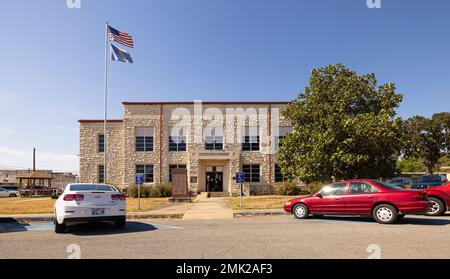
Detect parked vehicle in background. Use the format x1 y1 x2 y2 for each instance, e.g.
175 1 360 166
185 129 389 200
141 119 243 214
21 186 53 197
0 187 20 198
0 185 21 192
284 179 431 224
411 175 448 189
387 177 413 188
54 183 126 233
423 183 450 216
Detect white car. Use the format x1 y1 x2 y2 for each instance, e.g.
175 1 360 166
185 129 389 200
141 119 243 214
0 187 20 198
54 183 126 233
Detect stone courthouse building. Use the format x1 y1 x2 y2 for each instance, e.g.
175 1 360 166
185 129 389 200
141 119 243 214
79 101 292 196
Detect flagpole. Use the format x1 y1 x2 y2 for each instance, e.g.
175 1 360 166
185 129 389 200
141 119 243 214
104 20 109 183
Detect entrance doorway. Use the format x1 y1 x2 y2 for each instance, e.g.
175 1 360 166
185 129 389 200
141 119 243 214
206 172 223 192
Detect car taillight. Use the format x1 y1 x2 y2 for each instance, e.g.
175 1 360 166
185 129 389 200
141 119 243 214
63 194 84 201
112 194 126 201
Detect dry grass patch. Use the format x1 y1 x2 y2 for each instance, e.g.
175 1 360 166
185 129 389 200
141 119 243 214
229 195 304 210
0 198 55 214
126 198 169 212
0 198 169 215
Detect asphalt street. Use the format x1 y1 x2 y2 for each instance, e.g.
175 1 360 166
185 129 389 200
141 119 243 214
1 215 450 259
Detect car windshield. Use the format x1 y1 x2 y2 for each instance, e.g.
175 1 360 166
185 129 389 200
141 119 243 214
373 180 403 190
69 184 116 192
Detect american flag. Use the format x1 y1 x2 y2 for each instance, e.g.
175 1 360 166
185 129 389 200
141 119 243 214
107 25 134 48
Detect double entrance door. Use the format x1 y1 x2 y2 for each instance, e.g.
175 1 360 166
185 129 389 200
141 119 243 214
206 172 223 192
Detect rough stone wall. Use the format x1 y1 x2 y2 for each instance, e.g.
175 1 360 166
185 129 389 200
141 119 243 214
79 122 124 186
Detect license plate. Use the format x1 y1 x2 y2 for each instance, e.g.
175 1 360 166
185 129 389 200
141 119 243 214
92 208 105 216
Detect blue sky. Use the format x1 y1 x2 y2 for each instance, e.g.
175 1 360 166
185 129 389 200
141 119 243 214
0 0 449 172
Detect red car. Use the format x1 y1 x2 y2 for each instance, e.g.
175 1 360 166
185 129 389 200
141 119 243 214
424 183 450 216
284 179 431 224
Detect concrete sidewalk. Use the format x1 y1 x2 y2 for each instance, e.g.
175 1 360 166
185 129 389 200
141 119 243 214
183 196 233 220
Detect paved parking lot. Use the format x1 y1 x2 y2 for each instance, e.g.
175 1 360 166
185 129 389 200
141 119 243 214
1 215 450 259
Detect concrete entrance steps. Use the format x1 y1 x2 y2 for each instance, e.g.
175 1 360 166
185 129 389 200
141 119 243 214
208 192 230 198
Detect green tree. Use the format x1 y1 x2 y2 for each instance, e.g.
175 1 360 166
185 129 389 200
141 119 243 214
403 113 450 174
396 157 426 173
278 64 403 183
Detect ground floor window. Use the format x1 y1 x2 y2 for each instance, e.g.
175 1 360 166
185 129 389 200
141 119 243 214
98 165 105 183
169 164 187 182
274 164 285 182
136 165 154 183
243 165 260 183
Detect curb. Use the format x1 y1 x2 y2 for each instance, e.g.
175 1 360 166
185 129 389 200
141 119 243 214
233 211 289 218
127 213 184 219
0 213 185 223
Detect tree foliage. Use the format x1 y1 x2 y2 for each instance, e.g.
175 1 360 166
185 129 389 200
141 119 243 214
402 113 450 174
278 64 403 183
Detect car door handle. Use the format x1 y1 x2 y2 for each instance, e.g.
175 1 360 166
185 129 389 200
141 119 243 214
368 197 374 200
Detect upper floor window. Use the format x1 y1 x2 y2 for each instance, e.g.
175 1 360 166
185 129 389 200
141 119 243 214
136 165 154 183
205 126 223 150
98 134 105 153
136 128 154 152
243 164 260 183
242 126 260 151
169 127 187 152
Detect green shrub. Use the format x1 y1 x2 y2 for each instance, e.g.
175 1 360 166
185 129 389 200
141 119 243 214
127 184 173 198
157 183 173 197
275 181 303 196
304 182 324 195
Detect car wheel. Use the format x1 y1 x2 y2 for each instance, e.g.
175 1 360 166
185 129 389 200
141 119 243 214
55 222 67 234
114 217 126 228
9 194 17 198
293 204 309 219
427 198 446 216
373 204 398 224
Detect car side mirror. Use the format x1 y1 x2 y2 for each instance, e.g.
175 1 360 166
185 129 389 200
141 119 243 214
316 193 322 198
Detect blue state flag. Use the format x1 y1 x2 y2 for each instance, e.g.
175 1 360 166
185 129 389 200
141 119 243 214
110 43 134 64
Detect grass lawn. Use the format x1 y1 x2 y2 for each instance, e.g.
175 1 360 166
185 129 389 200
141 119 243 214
229 195 305 211
0 197 169 215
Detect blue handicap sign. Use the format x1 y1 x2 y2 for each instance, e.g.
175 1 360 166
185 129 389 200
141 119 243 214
135 174 144 185
236 172 245 184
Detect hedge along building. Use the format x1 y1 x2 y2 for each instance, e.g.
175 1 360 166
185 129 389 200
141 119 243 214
79 101 292 196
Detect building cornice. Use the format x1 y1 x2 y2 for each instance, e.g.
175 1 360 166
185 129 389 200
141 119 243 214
78 120 123 124
122 101 290 106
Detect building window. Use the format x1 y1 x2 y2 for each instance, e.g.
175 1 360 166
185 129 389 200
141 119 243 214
169 165 187 182
136 165 154 183
98 134 105 153
243 165 260 183
242 127 260 151
136 128 154 152
205 127 223 150
276 126 293 148
275 164 285 182
98 165 105 183
169 127 187 152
